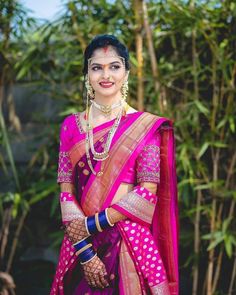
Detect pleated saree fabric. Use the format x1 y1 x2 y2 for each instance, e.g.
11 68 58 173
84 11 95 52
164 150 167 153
51 111 179 295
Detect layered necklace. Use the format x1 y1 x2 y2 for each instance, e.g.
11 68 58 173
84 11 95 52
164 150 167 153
85 100 126 177
91 99 125 116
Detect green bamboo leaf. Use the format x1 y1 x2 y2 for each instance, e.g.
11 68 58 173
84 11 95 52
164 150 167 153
197 142 210 159
29 184 57 205
207 236 224 251
216 118 227 130
129 54 138 67
202 231 222 240
224 235 233 258
212 142 228 148
229 116 235 132
222 217 232 233
194 100 209 116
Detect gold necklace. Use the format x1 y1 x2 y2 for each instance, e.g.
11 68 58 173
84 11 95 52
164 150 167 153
85 104 124 176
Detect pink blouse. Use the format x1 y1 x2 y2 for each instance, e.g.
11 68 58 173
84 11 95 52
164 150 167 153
57 114 161 185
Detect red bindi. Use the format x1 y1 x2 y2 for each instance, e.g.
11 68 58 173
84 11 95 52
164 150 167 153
103 46 109 53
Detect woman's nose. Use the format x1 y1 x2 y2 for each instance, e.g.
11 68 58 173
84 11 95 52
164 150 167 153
102 65 110 79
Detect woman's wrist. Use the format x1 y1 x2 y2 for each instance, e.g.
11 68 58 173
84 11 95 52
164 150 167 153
85 208 115 235
73 236 97 264
106 207 126 224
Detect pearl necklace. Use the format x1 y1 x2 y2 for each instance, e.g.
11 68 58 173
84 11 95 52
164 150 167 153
85 102 124 176
91 99 125 115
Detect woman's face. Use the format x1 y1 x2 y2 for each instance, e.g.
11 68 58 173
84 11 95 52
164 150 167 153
87 46 128 100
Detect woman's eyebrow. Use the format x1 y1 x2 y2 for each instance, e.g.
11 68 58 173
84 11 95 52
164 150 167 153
90 61 122 66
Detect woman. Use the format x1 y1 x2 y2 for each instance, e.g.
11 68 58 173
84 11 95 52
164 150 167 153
51 34 178 295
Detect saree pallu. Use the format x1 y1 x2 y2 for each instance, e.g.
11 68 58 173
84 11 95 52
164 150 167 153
51 112 179 295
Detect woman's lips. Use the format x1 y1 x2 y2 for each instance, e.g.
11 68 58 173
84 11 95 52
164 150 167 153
99 82 114 88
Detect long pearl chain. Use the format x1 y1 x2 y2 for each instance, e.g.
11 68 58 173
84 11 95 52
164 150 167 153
85 102 124 176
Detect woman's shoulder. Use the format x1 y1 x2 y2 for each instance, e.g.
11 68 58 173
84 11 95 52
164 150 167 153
143 111 173 123
60 112 83 133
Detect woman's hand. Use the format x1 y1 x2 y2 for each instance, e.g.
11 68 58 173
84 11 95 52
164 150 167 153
65 218 88 244
82 255 109 289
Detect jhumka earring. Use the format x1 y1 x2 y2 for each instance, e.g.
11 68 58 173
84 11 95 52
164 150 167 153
121 79 130 116
85 74 95 99
85 74 95 121
121 79 129 101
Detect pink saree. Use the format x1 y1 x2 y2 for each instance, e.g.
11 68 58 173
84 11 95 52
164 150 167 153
51 111 179 295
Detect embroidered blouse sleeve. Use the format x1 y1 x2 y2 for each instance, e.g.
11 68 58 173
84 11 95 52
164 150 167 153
57 117 73 183
136 131 161 184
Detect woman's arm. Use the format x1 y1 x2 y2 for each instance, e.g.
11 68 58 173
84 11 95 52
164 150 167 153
107 182 158 224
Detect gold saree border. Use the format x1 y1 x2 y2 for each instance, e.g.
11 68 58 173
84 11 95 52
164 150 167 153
60 201 84 222
82 112 160 214
119 240 142 295
150 280 170 295
115 191 155 224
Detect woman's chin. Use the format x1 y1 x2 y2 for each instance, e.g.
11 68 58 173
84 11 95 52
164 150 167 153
95 90 120 99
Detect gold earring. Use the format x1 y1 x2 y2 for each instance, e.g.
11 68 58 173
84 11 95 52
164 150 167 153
121 79 129 101
85 74 95 99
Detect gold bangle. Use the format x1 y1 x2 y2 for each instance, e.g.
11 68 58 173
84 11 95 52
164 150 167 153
95 213 103 232
84 217 91 235
75 243 92 256
105 208 115 226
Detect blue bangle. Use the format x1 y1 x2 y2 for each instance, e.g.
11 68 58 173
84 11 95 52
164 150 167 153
86 215 97 234
98 210 110 229
79 248 95 263
73 236 91 252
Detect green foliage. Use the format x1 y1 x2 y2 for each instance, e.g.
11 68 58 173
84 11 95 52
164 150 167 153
0 0 235 294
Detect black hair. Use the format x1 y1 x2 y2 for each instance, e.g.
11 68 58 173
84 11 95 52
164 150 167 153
83 34 130 75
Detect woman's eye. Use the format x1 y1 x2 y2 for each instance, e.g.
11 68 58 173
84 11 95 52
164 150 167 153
111 65 121 70
91 66 102 71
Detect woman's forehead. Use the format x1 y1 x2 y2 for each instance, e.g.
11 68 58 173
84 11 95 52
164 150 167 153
88 56 124 65
89 46 124 64
92 45 117 57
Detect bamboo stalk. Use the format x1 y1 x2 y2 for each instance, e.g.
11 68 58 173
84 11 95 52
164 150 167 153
192 189 202 295
207 148 220 295
6 210 28 273
142 1 164 112
228 251 236 295
134 0 144 111
70 4 87 52
6 82 21 132
212 246 223 293
0 207 12 263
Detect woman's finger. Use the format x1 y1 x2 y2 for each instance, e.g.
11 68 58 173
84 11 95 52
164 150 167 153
92 273 104 289
99 270 109 288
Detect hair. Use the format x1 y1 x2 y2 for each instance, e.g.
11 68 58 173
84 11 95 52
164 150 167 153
82 34 130 75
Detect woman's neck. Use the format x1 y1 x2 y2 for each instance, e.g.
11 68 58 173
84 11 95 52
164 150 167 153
93 92 122 106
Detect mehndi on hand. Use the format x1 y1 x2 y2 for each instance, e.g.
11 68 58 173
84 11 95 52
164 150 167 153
82 255 109 289
65 218 88 244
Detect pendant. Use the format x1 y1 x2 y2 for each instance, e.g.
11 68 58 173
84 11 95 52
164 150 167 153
97 171 103 177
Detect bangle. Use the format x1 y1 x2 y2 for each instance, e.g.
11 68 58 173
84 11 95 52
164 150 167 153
84 217 90 236
86 209 114 235
95 213 103 232
80 252 97 265
73 236 91 252
75 243 92 256
105 208 114 227
86 215 97 235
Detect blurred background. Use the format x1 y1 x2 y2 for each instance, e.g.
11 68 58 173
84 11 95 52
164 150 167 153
0 0 235 294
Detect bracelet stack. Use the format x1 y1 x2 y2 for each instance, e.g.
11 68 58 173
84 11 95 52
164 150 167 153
73 237 97 265
85 208 114 235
